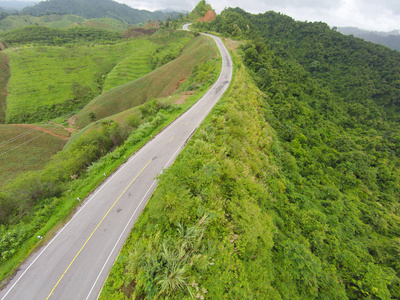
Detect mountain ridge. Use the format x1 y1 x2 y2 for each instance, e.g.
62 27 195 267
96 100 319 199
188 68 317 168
21 0 180 24
337 26 400 51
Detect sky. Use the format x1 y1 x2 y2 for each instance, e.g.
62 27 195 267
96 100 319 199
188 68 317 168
13 0 400 31
115 0 400 32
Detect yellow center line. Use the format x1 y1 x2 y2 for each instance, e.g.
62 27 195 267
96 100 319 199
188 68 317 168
185 122 188 126
46 159 152 300
196 110 199 114
169 136 174 143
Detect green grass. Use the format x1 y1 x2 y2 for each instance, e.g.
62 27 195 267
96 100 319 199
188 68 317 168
74 35 217 129
5 41 139 123
0 14 131 32
0 52 10 123
4 30 197 124
0 124 67 188
102 39 158 91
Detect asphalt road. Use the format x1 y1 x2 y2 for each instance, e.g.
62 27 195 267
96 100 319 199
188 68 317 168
0 27 232 300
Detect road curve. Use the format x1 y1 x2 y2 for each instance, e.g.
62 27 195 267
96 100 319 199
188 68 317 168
0 27 232 299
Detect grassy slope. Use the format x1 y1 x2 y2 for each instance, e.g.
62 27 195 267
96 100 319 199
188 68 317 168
74 35 217 129
103 33 194 91
0 14 131 32
5 41 136 123
102 40 158 92
0 52 10 123
0 124 67 188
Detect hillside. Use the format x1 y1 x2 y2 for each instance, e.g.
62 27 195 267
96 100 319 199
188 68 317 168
0 124 69 188
0 51 9 123
22 0 180 24
2 28 195 124
0 14 132 32
74 34 217 129
100 7 400 300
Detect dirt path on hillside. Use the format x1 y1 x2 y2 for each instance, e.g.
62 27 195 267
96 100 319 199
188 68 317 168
14 124 70 140
50 122 75 134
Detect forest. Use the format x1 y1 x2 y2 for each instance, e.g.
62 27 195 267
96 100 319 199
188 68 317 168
100 7 400 299
193 8 400 298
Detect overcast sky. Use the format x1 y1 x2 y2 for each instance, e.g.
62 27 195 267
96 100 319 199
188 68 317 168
115 0 399 32
18 0 400 31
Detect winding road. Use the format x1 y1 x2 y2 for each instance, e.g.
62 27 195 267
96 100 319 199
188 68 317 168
0 25 232 300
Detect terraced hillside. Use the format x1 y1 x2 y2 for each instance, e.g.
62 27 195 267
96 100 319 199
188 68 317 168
5 43 133 123
74 35 217 129
102 51 153 92
4 30 193 124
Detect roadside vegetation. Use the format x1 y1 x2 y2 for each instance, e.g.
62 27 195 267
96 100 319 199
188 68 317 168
101 6 400 300
0 28 220 284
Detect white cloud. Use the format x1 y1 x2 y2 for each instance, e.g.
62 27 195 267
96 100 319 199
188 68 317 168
205 0 400 31
26 0 400 31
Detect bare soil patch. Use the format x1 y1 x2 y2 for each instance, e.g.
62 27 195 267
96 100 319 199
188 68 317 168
14 124 70 140
123 28 157 38
198 10 216 22
175 91 195 105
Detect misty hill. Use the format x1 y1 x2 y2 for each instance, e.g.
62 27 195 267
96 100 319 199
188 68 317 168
0 1 32 11
338 27 400 51
21 0 180 24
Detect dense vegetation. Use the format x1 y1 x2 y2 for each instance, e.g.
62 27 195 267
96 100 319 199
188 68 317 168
21 0 180 24
194 8 400 299
100 7 400 300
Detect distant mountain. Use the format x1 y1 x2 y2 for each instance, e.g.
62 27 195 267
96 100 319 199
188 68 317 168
21 0 180 24
337 27 400 51
0 1 33 11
